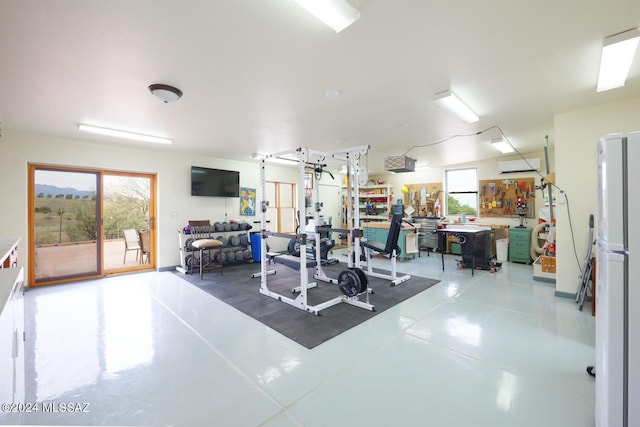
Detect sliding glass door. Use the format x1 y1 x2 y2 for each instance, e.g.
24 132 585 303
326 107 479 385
28 165 156 286
102 173 154 273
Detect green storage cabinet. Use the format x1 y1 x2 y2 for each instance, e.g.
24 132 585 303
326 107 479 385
362 225 378 240
509 227 531 264
361 224 415 259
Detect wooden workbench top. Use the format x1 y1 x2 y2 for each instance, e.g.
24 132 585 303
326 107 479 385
361 221 415 231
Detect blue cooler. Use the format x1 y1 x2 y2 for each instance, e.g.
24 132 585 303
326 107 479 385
250 232 261 262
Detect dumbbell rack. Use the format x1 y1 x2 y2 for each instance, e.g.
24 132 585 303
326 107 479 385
176 221 253 274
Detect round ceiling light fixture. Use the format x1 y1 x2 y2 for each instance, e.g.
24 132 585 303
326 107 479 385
149 83 183 103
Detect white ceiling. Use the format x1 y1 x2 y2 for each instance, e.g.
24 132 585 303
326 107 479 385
1 0 640 174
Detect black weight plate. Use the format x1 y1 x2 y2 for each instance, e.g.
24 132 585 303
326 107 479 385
350 267 368 293
185 254 194 268
288 239 300 257
184 238 194 250
337 269 361 297
230 235 241 246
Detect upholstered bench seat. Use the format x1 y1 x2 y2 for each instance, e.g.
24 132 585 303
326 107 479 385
191 238 224 279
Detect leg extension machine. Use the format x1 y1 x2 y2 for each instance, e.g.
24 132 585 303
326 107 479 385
360 214 411 286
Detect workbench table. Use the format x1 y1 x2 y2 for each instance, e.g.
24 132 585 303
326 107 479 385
434 225 498 276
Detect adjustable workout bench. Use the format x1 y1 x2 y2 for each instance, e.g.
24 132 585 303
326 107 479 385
271 253 317 271
360 214 411 286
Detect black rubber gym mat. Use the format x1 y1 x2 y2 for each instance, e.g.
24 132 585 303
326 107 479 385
174 262 439 349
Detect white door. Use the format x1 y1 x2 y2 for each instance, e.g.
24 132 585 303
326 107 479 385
318 183 342 228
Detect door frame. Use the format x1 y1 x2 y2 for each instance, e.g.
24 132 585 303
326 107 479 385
27 164 157 287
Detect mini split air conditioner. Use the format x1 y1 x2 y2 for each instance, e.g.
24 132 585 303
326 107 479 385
497 158 541 174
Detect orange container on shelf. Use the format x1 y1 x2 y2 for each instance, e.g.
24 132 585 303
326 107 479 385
541 256 556 273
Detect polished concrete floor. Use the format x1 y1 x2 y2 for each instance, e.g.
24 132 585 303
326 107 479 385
3 251 595 426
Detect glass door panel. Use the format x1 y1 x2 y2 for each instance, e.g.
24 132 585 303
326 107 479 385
32 168 100 283
103 173 154 273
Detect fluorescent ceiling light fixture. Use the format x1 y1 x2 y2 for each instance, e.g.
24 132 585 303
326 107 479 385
597 28 640 92
294 0 360 33
491 138 514 154
78 124 172 145
414 161 430 170
433 90 479 123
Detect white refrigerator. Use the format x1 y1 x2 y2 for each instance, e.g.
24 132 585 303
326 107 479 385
596 132 640 427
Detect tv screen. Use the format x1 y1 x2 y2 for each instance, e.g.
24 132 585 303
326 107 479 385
191 166 240 197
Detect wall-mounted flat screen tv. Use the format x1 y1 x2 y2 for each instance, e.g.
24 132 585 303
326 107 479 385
191 166 240 197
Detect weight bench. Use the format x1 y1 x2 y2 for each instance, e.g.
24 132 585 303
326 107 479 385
360 214 411 286
266 251 280 265
265 252 327 295
271 254 317 271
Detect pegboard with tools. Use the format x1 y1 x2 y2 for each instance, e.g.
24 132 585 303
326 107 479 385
403 183 443 217
479 178 536 218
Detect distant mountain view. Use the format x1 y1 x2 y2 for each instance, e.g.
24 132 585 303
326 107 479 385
35 184 96 199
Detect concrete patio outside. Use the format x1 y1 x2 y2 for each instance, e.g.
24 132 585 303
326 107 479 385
34 238 152 282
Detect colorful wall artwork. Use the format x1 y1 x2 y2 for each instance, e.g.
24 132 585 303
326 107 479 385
240 187 256 216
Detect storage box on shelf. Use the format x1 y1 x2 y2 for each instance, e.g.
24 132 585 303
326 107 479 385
177 221 253 273
540 255 556 272
533 255 557 282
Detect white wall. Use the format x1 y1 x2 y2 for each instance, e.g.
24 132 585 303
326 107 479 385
371 149 552 230
554 96 640 295
0 129 306 278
